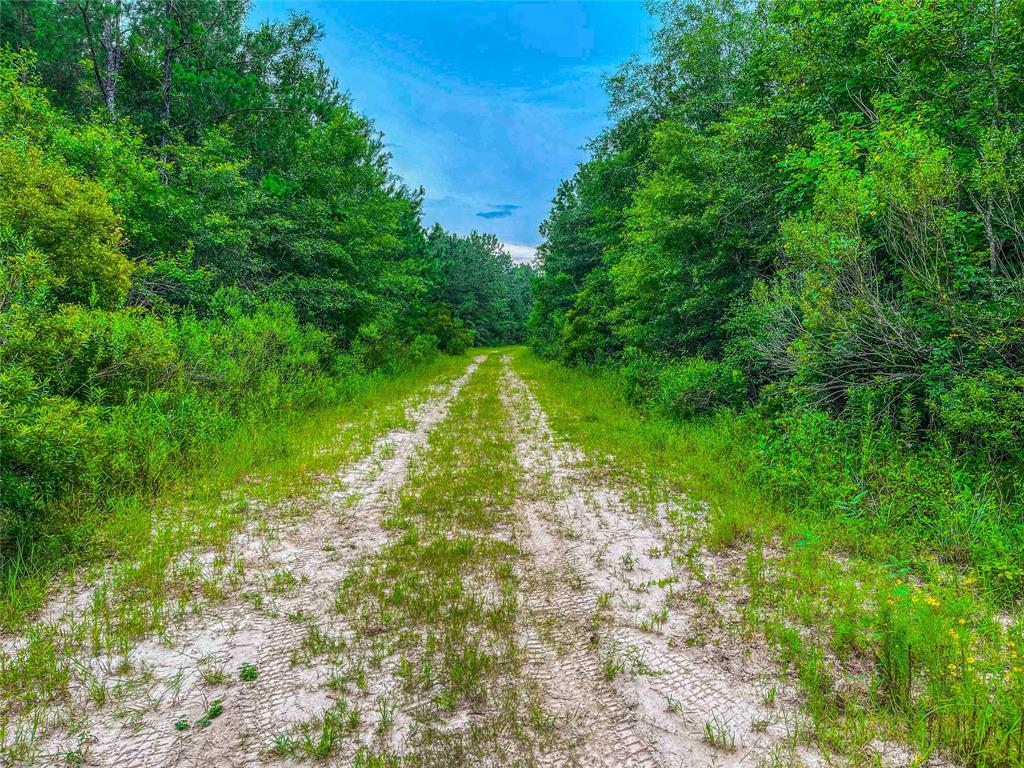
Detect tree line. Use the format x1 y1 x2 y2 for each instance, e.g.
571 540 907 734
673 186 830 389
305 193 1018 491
0 0 530 576
529 0 1024 592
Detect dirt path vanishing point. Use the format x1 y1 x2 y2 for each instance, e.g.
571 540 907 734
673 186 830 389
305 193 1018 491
7 352 827 767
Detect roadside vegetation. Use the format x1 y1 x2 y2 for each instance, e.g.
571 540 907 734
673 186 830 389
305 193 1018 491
0 1 531 620
0 355 469 761
5 0 1024 764
527 0 1024 764
517 349 1023 764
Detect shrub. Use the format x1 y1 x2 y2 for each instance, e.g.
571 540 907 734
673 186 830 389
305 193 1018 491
619 348 661 407
656 357 745 418
426 304 472 356
407 334 440 365
941 369 1024 463
0 145 132 308
351 317 404 373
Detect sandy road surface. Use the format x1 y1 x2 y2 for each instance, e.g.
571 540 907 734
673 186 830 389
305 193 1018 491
5 353 824 767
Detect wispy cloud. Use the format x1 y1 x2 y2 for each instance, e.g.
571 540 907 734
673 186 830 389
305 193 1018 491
476 204 521 219
502 243 537 264
264 1 655 245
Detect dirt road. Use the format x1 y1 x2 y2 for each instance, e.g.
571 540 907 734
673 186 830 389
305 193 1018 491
3 353 817 767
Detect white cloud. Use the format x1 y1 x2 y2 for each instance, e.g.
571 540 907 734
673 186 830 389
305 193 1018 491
502 243 538 265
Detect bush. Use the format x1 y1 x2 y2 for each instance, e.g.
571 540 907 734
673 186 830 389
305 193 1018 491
655 357 746 418
0 244 347 570
426 304 472 356
619 348 661 407
0 145 132 308
407 334 440 365
941 369 1024 462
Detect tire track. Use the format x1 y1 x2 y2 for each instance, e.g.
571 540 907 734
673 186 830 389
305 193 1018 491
501 357 816 768
26 356 486 768
501 361 665 768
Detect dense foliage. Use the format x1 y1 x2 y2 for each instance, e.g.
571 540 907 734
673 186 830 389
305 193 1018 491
426 226 533 349
0 1 529 582
531 0 1024 583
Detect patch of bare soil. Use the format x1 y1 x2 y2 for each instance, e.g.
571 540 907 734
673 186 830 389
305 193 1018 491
500 358 821 768
14 356 486 768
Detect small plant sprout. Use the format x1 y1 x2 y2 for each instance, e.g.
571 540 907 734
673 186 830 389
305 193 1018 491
376 698 395 734
640 606 669 632
602 649 626 682
195 699 224 729
703 712 736 751
568 567 585 591
239 662 259 682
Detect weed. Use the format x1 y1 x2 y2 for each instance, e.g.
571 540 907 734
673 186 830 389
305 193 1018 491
199 664 228 687
375 698 394 735
238 663 259 682
703 712 736 751
640 607 669 632
194 699 223 729
602 649 626 681
568 567 585 591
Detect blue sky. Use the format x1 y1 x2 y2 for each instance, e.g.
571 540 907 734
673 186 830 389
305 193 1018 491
249 1 653 261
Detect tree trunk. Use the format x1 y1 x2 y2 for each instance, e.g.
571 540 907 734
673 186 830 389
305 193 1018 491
78 0 122 119
100 6 122 119
158 0 174 183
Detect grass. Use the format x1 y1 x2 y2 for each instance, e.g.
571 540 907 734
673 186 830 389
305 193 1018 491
321 353 551 762
9 343 1021 765
0 353 470 763
272 699 361 759
4 354 473 629
703 712 737 751
511 347 1024 768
